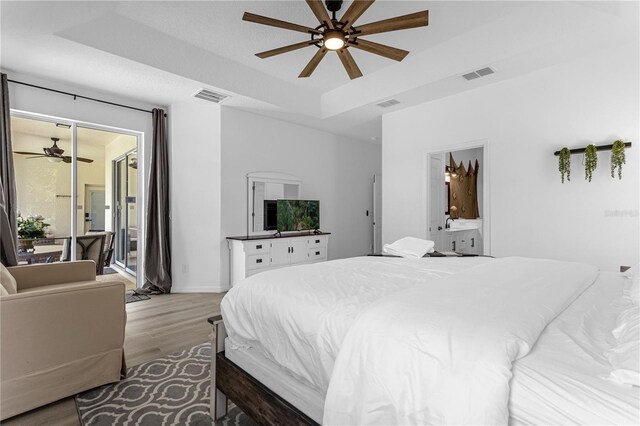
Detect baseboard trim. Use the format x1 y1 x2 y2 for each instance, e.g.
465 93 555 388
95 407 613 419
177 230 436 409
172 285 229 293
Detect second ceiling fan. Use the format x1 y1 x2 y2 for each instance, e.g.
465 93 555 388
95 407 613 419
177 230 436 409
243 0 429 79
14 137 94 163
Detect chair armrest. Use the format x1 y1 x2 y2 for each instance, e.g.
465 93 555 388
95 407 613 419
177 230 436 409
0 280 126 381
7 261 97 291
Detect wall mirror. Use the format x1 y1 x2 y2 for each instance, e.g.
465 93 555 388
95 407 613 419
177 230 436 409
247 172 301 236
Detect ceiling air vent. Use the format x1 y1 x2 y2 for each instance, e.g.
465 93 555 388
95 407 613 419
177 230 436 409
193 89 230 104
462 67 495 81
376 99 400 108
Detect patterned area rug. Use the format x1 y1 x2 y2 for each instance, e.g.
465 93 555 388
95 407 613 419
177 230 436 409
76 343 255 425
125 292 150 304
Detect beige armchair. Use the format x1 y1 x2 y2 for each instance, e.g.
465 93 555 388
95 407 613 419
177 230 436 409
0 261 126 421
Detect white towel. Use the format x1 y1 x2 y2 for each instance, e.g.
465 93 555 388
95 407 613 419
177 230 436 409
382 237 435 259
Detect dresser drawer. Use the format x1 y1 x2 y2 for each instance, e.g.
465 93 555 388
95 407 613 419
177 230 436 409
247 254 270 270
308 236 327 248
308 247 326 261
244 241 269 255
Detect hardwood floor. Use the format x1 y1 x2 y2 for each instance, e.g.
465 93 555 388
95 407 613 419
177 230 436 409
3 292 225 426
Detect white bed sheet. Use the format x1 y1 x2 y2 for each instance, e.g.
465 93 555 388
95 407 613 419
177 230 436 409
221 256 492 393
510 271 640 425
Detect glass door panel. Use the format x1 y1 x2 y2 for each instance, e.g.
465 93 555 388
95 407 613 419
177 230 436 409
10 115 72 261
113 148 137 275
126 151 138 274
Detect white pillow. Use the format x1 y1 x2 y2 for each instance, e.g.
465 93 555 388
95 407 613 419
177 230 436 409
382 237 435 259
604 305 640 386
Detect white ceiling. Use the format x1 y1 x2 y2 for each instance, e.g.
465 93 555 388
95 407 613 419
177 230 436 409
11 116 127 147
1 1 638 141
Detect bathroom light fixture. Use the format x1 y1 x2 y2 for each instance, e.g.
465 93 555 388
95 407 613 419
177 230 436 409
56 123 71 129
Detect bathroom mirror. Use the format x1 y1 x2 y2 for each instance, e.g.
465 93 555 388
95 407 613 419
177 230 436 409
247 172 301 236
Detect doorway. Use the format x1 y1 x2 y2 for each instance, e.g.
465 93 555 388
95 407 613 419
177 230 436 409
426 142 489 255
10 111 143 287
84 185 106 232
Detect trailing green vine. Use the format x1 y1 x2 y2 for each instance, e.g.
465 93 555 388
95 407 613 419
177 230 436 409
611 140 626 179
558 147 571 183
584 144 597 182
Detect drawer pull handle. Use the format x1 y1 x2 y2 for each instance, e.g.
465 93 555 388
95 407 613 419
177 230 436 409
256 259 262 264
315 239 320 243
256 244 262 249
315 251 320 255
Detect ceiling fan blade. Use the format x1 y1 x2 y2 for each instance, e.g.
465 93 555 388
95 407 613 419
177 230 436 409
13 151 44 156
354 10 429 36
340 0 375 31
299 48 328 78
243 12 321 35
26 156 47 159
63 157 72 164
306 0 334 29
76 156 94 163
347 38 409 61
337 48 363 79
256 40 318 59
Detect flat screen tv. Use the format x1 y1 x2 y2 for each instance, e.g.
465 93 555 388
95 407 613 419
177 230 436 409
269 199 319 232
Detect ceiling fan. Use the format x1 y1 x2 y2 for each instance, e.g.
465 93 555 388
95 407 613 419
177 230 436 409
14 137 94 163
243 0 429 79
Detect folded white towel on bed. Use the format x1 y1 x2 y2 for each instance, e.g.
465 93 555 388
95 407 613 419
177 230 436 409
382 237 435 258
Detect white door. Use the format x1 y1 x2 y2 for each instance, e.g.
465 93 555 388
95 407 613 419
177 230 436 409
87 190 106 231
270 240 290 266
428 155 444 250
289 239 308 264
373 174 382 254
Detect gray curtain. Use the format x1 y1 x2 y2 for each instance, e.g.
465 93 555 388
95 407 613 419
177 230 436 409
140 108 171 293
0 73 18 266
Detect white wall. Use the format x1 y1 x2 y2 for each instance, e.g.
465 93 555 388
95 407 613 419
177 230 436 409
220 108 382 289
382 43 639 272
169 99 222 292
6 71 156 286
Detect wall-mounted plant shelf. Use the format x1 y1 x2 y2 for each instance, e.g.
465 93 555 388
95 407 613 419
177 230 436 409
553 142 632 156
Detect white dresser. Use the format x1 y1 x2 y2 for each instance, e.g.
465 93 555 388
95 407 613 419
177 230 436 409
228 233 330 286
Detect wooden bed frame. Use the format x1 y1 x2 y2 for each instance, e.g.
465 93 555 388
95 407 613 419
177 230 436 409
208 316 319 426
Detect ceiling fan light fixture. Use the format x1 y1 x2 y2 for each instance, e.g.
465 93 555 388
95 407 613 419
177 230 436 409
323 29 345 50
47 157 63 164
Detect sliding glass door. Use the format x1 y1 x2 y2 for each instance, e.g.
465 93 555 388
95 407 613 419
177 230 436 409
113 149 137 275
10 112 141 282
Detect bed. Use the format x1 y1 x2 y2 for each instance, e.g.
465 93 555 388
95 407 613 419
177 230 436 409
210 256 639 425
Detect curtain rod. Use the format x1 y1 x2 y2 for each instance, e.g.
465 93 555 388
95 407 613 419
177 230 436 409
8 79 166 117
553 142 632 156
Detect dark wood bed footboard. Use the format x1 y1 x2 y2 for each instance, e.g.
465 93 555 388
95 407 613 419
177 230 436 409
216 352 319 426
208 315 319 426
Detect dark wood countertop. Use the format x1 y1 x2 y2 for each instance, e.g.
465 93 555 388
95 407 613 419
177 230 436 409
227 231 331 241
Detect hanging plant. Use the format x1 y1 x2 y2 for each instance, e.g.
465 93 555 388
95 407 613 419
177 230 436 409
584 144 598 182
558 147 571 183
611 140 626 179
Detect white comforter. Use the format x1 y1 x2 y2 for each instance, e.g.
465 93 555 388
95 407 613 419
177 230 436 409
221 256 492 392
323 257 599 425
